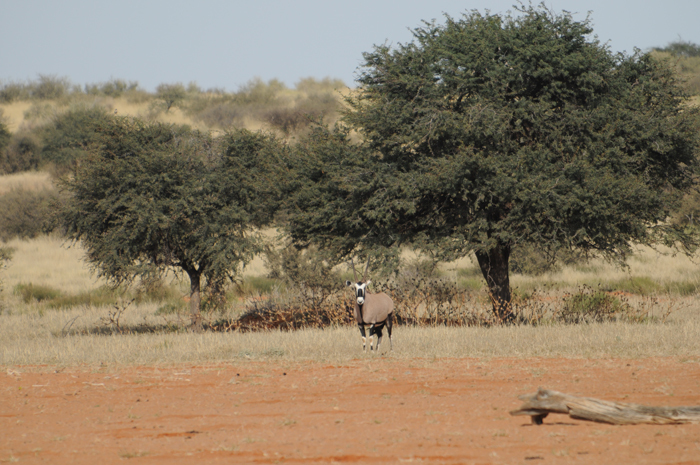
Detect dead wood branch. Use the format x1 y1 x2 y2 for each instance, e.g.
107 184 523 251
510 387 700 425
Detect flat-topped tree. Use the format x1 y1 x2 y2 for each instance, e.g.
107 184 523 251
57 118 285 330
290 5 700 322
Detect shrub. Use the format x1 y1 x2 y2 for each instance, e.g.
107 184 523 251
22 102 56 123
0 81 29 103
0 246 13 295
30 74 72 100
0 114 11 153
510 244 556 275
650 44 700 96
0 132 42 173
263 107 308 134
12 282 120 309
47 287 119 309
13 283 63 303
264 244 341 310
0 188 57 241
155 83 187 112
557 286 625 324
235 78 286 106
295 77 345 94
195 102 244 128
84 79 139 98
604 276 661 296
510 243 586 276
653 40 700 58
39 104 113 173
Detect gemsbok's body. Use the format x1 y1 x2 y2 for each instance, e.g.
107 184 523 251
346 259 394 352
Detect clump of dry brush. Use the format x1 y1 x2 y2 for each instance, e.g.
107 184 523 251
209 252 682 332
212 267 683 331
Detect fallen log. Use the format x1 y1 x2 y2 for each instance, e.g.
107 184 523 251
510 387 700 425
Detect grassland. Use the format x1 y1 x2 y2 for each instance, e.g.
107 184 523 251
2 77 700 367
3 229 700 366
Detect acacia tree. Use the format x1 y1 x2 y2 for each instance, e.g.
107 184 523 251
57 117 285 330
155 83 187 112
287 5 700 321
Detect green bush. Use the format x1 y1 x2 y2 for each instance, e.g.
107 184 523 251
39 104 113 173
295 77 345 94
0 115 11 153
0 246 13 295
194 102 244 128
0 81 29 103
22 102 56 123
0 188 57 241
0 132 42 173
155 83 187 112
13 283 120 308
235 78 286 106
510 243 587 276
84 79 139 98
663 280 700 296
510 244 556 275
264 244 340 310
651 42 700 95
30 75 72 100
13 283 63 303
134 276 181 303
47 287 119 309
236 276 279 296
558 286 625 324
604 276 661 296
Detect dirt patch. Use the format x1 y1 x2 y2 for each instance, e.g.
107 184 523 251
2 357 700 463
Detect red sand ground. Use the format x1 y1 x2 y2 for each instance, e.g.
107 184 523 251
2 357 700 464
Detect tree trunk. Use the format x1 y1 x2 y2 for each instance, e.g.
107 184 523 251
474 244 513 323
186 269 203 332
511 388 700 425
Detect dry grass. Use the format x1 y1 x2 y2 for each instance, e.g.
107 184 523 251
2 235 700 366
440 246 700 294
0 101 33 132
2 236 102 296
2 304 699 366
0 171 54 194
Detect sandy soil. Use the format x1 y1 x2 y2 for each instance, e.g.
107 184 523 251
2 357 700 464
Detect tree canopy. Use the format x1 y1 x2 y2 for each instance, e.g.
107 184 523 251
286 5 700 321
57 117 286 329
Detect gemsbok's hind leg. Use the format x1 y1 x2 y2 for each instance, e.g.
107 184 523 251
386 314 393 350
374 325 384 352
358 324 367 351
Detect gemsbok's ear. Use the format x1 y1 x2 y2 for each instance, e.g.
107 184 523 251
366 280 372 286
345 280 352 287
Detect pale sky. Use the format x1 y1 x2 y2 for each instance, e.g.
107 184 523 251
1 0 699 92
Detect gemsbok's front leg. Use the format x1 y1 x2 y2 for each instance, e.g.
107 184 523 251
358 324 367 351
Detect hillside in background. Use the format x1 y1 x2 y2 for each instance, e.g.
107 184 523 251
0 76 348 136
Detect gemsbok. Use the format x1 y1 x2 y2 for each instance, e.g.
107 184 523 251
346 258 394 352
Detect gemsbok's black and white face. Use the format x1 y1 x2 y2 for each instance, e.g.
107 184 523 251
346 280 372 306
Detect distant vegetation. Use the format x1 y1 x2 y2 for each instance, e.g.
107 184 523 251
651 41 700 231
0 75 346 137
652 40 700 96
1 28 700 332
